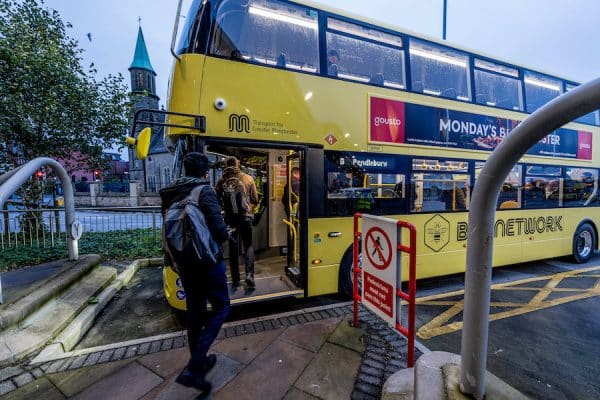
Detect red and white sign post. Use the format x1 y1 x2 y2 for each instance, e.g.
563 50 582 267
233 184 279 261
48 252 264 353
353 213 417 367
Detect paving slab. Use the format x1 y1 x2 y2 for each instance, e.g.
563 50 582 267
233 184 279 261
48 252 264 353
46 359 134 397
141 372 200 400
278 317 342 353
1 377 66 400
0 380 17 397
0 366 23 381
282 387 320 400
294 342 362 400
206 353 244 392
327 318 366 353
138 346 189 378
212 327 282 365
214 338 314 400
70 361 162 400
140 352 243 400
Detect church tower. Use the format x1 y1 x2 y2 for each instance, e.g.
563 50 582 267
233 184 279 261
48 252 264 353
129 26 158 108
128 25 158 183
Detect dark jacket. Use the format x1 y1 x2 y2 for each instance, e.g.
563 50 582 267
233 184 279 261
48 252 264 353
159 177 229 244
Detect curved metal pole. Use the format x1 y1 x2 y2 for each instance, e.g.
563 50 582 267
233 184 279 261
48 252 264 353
0 157 78 260
460 78 600 399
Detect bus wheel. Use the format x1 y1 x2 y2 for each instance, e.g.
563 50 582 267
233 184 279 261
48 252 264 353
339 245 361 299
572 223 596 263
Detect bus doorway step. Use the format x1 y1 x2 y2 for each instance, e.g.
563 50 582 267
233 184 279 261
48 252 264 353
285 266 301 287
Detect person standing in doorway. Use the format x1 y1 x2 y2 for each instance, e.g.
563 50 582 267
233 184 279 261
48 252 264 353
216 156 259 288
282 166 300 219
159 152 230 397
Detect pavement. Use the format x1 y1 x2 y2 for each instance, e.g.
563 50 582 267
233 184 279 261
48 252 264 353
0 304 414 400
0 303 416 399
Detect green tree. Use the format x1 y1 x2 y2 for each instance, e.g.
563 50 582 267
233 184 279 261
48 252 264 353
0 0 133 171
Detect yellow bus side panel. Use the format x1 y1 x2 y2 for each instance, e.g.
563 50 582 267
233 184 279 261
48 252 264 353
168 55 600 170
305 210 597 295
307 264 340 297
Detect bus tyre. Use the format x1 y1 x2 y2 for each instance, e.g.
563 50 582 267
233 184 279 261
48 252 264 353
339 245 360 299
572 223 596 264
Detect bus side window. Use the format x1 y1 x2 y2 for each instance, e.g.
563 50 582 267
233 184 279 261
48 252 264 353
524 71 562 113
474 59 522 111
564 168 598 207
326 18 405 89
411 173 469 212
210 0 320 73
410 39 470 101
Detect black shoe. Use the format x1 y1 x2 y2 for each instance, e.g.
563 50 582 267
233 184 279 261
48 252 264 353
200 354 217 375
245 274 255 288
175 367 212 392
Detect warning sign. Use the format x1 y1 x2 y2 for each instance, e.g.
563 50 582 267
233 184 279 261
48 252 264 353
363 272 394 317
361 215 399 326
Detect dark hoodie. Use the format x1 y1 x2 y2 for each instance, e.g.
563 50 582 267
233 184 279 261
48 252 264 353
159 177 229 244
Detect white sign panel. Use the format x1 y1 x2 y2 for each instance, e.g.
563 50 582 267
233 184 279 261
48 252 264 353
361 215 400 326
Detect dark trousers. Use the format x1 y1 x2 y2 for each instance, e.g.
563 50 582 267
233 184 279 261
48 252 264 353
228 216 254 281
179 259 230 373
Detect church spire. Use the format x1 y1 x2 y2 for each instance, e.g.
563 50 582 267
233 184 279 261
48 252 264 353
129 26 155 74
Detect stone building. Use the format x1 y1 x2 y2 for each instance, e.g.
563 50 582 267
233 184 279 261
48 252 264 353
128 26 174 192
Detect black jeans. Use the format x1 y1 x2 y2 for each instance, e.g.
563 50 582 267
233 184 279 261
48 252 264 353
228 216 255 281
179 259 230 373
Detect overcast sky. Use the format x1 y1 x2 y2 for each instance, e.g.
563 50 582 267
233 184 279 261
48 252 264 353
43 0 600 160
44 0 599 107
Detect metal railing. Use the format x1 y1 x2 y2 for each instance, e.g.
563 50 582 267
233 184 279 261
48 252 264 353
1 206 162 250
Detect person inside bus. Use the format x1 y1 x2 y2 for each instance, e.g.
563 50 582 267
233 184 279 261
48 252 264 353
276 52 287 68
230 49 243 61
327 49 340 77
282 167 300 219
545 179 560 206
524 179 545 207
442 179 466 211
216 156 259 289
369 73 384 86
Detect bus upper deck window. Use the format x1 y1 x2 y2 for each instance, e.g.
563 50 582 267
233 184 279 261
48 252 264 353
566 83 599 126
210 0 320 73
409 39 470 101
326 18 405 89
524 71 562 113
474 59 523 111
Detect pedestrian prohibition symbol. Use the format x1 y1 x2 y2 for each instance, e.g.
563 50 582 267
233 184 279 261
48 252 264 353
365 226 392 270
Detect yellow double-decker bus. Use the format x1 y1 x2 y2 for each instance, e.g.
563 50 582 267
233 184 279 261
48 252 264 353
154 0 599 309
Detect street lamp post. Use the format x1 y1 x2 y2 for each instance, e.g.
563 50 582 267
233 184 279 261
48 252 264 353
442 0 448 40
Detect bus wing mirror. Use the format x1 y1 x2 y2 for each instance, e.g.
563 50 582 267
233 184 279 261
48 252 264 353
125 127 152 160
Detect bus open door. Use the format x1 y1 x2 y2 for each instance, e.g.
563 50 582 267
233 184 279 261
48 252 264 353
162 142 308 310
282 152 302 287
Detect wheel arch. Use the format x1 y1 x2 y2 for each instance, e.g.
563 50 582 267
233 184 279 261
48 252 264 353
575 219 598 250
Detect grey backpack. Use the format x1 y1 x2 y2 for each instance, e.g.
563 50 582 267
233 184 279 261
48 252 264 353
162 185 220 270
